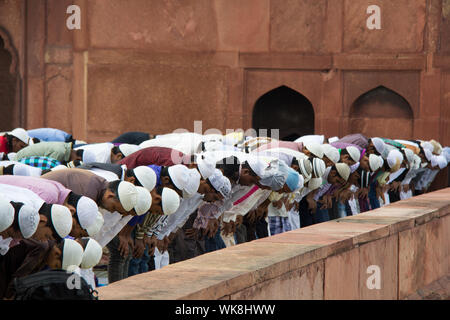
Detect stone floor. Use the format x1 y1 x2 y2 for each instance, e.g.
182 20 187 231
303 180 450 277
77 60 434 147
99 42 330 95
404 275 450 300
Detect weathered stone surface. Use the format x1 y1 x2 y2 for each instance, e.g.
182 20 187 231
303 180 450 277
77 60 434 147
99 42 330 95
214 0 269 52
229 260 324 300
343 0 426 53
45 64 73 133
86 63 230 139
359 235 398 299
88 0 218 51
324 247 360 300
270 0 328 53
97 188 450 300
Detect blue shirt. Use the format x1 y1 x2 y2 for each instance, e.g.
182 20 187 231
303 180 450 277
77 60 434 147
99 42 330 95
28 128 72 142
127 165 162 226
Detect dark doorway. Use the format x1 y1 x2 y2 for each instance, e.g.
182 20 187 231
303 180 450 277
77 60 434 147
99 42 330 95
349 86 413 139
0 35 17 132
252 86 315 141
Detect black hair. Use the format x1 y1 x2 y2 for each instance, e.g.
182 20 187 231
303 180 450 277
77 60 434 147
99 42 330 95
107 180 121 198
75 149 84 158
37 203 64 242
111 146 123 156
79 237 90 250
241 161 258 177
126 169 143 187
4 133 14 151
156 186 164 196
340 148 350 156
160 166 181 192
216 156 240 182
31 137 40 144
67 192 82 207
3 164 14 175
9 201 22 232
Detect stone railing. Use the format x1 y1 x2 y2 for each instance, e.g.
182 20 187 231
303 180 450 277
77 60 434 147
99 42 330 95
98 188 449 300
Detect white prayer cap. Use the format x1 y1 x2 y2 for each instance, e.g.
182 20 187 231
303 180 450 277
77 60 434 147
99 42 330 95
18 204 40 239
335 163 350 182
421 141 434 153
346 146 361 163
429 140 442 155
133 166 157 192
387 149 404 170
208 169 232 198
312 158 326 178
62 238 84 271
196 153 216 179
369 154 383 172
168 164 190 191
117 181 138 212
82 149 96 164
298 158 312 181
403 148 414 166
304 142 323 159
259 160 289 191
307 177 322 190
80 238 103 269
184 168 201 196
118 144 140 157
76 196 99 230
8 153 16 161
295 135 325 145
371 137 385 155
328 136 339 144
424 148 433 162
350 162 360 173
9 128 30 144
51 204 73 239
134 186 152 215
161 187 180 215
437 155 448 169
85 211 104 237
0 196 15 233
246 155 269 178
322 144 340 164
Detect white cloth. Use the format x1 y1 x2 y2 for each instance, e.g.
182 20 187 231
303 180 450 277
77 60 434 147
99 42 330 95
141 132 203 155
0 235 12 255
0 184 45 211
154 247 169 269
79 268 96 289
75 143 114 164
92 208 133 247
0 161 43 177
287 206 300 230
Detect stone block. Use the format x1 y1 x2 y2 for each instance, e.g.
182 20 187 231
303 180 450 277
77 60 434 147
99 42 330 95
270 0 328 53
214 0 269 52
359 235 398 299
88 0 218 51
324 247 360 299
229 260 324 300
343 0 426 53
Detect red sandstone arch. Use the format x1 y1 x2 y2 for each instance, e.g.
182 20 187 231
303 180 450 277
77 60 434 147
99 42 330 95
349 86 414 139
252 85 315 141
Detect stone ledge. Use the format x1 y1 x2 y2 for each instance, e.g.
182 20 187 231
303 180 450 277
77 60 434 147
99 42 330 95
97 188 450 300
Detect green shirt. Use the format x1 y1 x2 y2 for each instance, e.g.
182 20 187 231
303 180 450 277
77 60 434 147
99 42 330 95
14 142 72 163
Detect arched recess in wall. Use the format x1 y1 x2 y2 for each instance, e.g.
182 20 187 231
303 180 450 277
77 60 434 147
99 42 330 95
0 27 19 132
252 86 315 141
349 86 414 139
